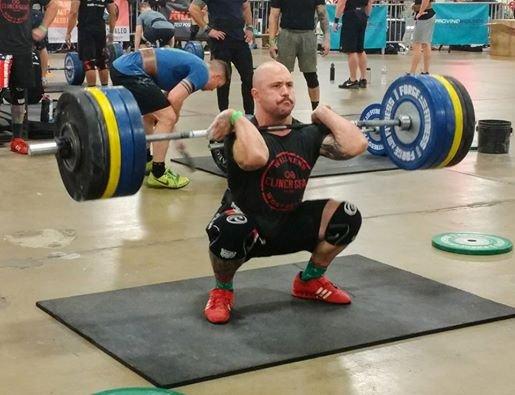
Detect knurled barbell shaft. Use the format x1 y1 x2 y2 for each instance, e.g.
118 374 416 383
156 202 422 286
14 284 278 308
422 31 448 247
28 117 406 157
28 129 210 156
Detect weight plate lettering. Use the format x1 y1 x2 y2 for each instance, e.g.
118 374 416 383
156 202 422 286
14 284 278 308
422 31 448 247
360 103 386 156
381 75 448 170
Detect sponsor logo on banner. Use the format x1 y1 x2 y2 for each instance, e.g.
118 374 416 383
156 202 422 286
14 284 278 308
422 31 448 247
48 0 130 43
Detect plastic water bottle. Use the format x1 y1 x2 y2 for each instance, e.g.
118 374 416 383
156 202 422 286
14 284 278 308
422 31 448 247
366 67 371 83
380 65 387 86
48 98 54 123
330 63 335 82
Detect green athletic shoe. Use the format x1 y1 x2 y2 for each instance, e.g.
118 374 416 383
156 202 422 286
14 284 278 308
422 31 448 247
146 168 190 189
145 160 152 176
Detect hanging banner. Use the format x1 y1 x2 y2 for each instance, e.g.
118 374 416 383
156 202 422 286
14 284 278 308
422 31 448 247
326 5 387 50
48 0 130 44
432 3 489 45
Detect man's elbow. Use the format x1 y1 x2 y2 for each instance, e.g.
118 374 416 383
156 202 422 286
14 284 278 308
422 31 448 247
237 151 269 171
350 134 368 156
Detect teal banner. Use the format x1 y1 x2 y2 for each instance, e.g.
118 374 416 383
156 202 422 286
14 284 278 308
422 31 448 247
326 5 387 50
432 3 489 45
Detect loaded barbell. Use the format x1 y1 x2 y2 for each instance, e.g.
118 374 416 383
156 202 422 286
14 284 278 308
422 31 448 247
56 41 205 86
27 74 475 201
48 43 124 86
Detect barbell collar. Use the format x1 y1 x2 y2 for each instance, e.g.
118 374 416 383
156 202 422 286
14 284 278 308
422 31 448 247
28 140 59 156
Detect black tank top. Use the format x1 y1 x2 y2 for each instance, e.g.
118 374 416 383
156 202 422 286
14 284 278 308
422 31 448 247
223 118 329 237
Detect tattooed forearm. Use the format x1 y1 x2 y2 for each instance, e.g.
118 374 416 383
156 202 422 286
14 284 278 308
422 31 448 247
316 4 329 36
320 135 353 160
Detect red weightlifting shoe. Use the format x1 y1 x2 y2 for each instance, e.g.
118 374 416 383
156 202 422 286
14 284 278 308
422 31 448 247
292 272 352 304
10 138 28 155
204 288 234 324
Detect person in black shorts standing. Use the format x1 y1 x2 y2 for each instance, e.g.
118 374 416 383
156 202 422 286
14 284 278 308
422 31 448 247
31 0 51 86
189 0 254 115
202 61 368 324
0 0 58 154
334 0 372 89
66 0 118 87
268 0 330 110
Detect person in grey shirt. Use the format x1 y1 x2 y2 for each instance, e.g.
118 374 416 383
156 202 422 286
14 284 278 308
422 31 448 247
135 2 175 49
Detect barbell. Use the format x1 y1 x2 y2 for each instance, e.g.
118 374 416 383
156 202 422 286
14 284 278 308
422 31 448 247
47 43 124 86
27 74 475 201
56 41 205 86
210 74 475 173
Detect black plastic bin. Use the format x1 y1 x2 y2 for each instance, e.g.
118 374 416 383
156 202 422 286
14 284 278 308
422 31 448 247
477 120 512 154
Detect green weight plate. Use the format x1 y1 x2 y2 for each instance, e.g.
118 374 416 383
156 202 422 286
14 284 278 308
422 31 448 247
432 232 513 255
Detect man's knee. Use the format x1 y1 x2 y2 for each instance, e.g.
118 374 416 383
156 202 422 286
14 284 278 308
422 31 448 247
324 201 362 246
206 209 259 260
83 60 96 72
95 54 107 70
153 107 177 128
10 87 26 106
303 72 319 89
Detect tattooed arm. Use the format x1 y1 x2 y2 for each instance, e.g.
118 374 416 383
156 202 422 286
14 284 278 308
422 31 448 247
316 4 330 56
313 106 368 160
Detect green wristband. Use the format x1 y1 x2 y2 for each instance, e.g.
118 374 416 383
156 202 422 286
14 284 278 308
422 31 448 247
230 110 244 126
38 24 48 33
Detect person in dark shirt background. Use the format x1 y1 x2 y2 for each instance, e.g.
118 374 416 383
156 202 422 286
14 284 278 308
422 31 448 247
268 0 330 110
66 0 118 87
334 0 373 89
0 0 59 154
189 0 255 115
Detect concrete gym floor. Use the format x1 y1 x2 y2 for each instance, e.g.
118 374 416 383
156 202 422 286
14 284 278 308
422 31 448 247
0 49 514 395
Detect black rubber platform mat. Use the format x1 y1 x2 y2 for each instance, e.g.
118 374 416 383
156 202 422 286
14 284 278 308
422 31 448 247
37 255 515 388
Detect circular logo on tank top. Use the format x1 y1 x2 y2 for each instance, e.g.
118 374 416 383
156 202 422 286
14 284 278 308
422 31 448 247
260 152 312 211
0 0 30 24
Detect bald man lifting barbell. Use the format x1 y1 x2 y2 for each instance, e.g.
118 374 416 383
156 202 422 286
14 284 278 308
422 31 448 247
203 61 368 324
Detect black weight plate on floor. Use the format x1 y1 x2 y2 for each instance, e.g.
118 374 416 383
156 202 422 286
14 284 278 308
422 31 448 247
102 87 135 198
54 90 109 201
116 87 146 195
64 52 85 86
444 76 476 167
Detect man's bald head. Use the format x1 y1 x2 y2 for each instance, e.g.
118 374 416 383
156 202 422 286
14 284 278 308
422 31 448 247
252 61 291 89
251 61 295 121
